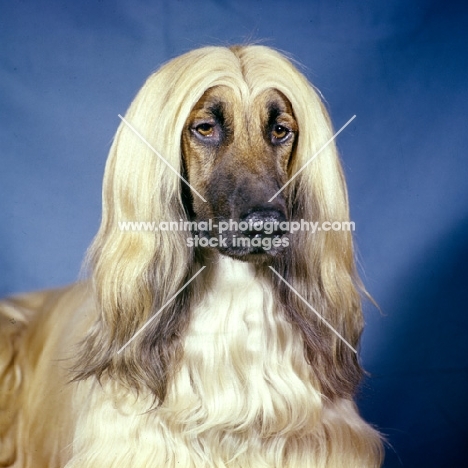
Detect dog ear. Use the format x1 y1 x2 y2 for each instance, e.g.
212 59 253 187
73 59 196 396
73 47 247 400
234 46 365 399
286 83 364 400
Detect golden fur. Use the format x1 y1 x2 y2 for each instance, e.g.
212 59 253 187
0 45 383 467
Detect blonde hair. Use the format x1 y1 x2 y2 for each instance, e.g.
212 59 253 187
75 45 365 403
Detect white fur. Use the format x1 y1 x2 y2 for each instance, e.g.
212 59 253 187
66 258 379 467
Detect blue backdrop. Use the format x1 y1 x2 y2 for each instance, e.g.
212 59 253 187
1 1 467 466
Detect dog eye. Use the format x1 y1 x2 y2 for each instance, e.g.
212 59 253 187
271 124 290 141
195 123 215 137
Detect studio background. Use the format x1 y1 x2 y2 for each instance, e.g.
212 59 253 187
1 1 467 466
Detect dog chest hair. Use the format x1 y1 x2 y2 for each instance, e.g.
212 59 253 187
66 256 376 467
68 257 315 466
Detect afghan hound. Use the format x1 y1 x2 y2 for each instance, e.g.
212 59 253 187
0 45 383 467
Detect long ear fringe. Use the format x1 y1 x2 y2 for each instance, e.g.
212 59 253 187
72 47 249 397
74 45 368 403
285 158 365 400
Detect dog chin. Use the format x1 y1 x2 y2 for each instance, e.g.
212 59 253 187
217 240 288 263
221 249 283 263
194 230 288 262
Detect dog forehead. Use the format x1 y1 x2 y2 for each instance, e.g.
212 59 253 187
190 86 239 111
254 88 292 112
188 86 293 120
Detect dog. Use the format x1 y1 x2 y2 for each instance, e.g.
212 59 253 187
0 45 383 467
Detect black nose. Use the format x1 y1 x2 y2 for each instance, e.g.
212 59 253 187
240 208 288 239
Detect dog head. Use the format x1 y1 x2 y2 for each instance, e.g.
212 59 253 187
79 45 363 403
90 45 349 273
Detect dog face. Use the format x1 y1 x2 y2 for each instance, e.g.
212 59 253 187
182 85 298 262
